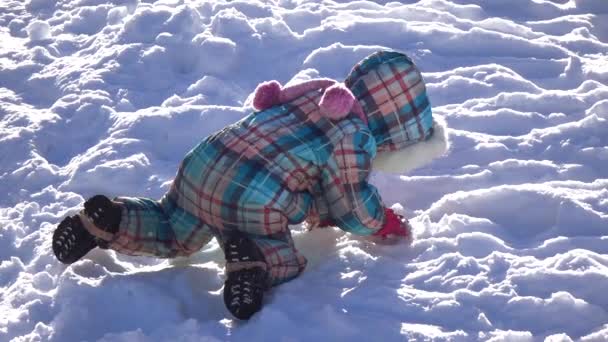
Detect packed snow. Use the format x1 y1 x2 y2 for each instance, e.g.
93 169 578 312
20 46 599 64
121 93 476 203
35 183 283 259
1 0 607 341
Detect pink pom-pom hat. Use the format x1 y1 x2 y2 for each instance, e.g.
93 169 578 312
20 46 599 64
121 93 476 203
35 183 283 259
252 78 366 123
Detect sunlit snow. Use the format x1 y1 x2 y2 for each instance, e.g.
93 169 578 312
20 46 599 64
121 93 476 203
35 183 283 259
1 0 607 341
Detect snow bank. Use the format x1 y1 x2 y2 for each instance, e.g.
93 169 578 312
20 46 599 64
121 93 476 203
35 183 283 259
1 0 607 341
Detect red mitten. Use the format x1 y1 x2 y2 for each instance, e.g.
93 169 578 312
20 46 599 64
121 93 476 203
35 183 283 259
373 208 411 238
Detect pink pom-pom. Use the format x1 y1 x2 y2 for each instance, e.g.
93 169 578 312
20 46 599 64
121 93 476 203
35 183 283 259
279 79 335 103
319 83 355 120
253 80 282 110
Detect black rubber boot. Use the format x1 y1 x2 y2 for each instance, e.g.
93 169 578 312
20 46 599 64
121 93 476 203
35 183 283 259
53 195 121 264
223 235 269 320
52 215 98 264
83 195 121 234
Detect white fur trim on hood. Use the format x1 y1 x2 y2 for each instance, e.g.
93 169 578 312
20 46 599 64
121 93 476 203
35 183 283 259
371 115 449 174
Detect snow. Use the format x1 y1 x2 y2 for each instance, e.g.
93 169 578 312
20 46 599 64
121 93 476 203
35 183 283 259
1 0 607 341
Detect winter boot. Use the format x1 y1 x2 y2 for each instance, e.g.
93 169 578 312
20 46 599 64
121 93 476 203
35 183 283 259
52 195 121 264
52 215 99 264
223 234 269 320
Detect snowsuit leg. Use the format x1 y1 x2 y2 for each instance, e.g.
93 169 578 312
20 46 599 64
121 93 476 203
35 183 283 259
247 231 307 286
105 193 214 258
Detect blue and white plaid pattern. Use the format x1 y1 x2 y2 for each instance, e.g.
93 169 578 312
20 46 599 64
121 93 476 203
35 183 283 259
103 88 385 286
345 50 434 151
95 50 433 286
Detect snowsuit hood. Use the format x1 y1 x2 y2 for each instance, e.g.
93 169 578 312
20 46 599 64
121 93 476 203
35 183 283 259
344 50 434 152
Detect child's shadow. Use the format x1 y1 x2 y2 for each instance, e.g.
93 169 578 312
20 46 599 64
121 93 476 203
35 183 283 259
53 246 232 341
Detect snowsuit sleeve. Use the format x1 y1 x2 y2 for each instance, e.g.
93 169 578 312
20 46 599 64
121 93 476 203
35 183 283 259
107 181 213 258
322 130 386 235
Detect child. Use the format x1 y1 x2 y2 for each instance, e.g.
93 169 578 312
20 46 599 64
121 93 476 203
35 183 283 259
52 50 448 320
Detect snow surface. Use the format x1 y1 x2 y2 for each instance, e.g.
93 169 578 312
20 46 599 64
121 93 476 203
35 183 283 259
1 0 607 341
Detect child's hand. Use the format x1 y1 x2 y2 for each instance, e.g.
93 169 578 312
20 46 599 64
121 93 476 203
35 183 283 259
83 195 122 234
372 208 411 239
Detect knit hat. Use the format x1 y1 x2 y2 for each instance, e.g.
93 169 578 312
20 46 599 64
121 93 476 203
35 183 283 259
252 78 367 122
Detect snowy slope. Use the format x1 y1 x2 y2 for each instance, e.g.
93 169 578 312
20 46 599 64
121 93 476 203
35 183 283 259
1 0 607 341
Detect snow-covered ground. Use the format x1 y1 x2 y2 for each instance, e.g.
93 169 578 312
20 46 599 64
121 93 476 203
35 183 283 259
1 0 607 341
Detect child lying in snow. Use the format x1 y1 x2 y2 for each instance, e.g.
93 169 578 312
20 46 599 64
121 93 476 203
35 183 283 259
52 50 448 320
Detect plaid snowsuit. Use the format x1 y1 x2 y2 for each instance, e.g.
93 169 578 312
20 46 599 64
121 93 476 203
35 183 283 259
100 50 433 286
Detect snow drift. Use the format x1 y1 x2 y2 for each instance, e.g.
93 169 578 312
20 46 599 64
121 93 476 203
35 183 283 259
1 0 607 341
